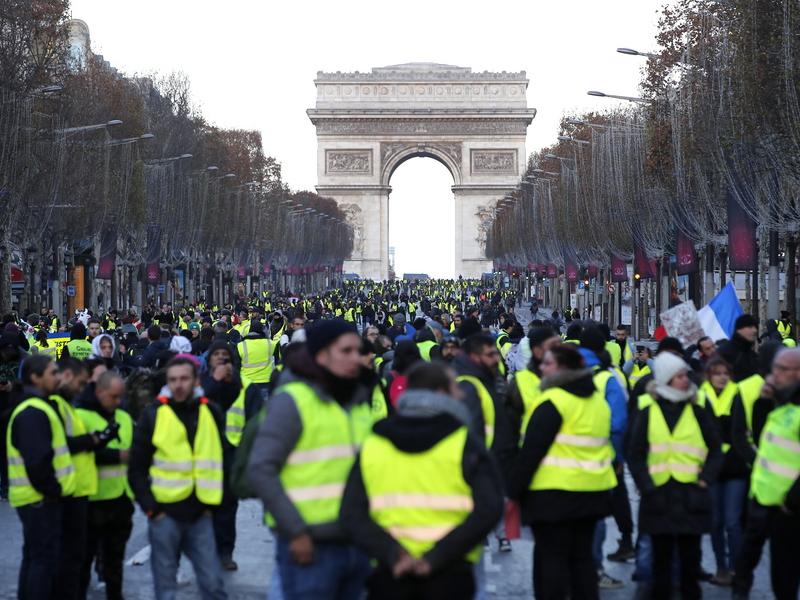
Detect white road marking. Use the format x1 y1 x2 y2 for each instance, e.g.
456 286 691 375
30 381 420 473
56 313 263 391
126 544 151 566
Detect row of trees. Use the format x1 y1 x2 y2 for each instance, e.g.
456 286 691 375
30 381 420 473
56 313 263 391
486 0 800 331
0 2 352 316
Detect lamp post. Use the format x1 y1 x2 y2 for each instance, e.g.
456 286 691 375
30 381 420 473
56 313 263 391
617 47 658 59
587 90 650 104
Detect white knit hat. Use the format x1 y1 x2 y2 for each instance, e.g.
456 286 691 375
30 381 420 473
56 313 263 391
653 352 690 387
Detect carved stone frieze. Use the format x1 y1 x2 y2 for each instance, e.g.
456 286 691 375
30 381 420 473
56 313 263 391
471 149 518 174
339 203 364 257
325 149 372 174
316 119 529 136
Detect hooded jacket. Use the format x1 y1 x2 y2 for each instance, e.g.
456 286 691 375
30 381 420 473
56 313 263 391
509 369 613 524
578 348 627 462
340 389 504 571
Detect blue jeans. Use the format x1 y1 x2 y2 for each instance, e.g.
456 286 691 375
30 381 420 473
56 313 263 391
276 538 369 600
473 552 487 600
148 513 228 600
592 518 606 570
710 478 747 571
633 534 653 582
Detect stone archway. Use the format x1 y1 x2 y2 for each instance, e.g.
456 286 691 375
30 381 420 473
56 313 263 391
308 63 537 280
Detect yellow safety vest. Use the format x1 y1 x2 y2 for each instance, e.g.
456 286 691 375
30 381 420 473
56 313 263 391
237 338 273 384
225 377 253 447
65 339 93 361
76 408 133 501
647 402 708 486
750 403 800 506
529 387 616 492
31 342 57 358
269 381 372 527
515 369 542 440
416 340 438 362
738 374 764 436
605 341 622 368
776 320 792 340
149 398 223 505
629 363 651 387
360 426 480 563
371 385 388 422
700 380 738 452
51 394 97 498
6 397 76 507
456 375 495 448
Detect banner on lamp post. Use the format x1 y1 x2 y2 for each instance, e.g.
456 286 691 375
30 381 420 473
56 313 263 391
96 229 117 280
145 225 161 284
611 256 628 283
676 230 698 275
727 189 758 270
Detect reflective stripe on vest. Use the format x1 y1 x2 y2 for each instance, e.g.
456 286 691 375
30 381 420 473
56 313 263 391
515 369 542 441
149 398 223 506
65 339 93 360
750 403 800 506
647 402 708 485
6 398 76 507
52 394 97 497
529 387 617 492
456 375 495 448
76 407 133 501
360 426 481 563
268 381 373 527
237 339 273 383
225 377 252 447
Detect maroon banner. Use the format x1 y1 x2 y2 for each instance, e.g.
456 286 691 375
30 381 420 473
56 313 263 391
96 229 117 280
727 189 758 270
546 264 557 278
145 224 161 284
565 262 578 283
634 245 656 280
587 264 599 278
537 264 547 277
676 230 698 275
611 256 628 282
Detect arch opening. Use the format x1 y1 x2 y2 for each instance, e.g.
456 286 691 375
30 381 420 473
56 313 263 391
388 157 455 279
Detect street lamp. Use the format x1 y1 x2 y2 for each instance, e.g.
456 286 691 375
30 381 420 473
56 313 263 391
587 90 650 104
557 135 590 146
146 153 192 165
56 119 123 136
532 169 560 177
617 47 657 59
107 133 154 147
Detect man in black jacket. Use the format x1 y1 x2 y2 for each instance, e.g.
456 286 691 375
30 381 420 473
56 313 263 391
340 361 503 599
128 356 228 600
717 314 760 382
7 356 69 600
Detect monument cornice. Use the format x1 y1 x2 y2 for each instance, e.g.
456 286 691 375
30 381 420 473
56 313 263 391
315 71 528 83
308 108 536 119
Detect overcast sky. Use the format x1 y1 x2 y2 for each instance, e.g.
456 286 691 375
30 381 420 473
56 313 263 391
70 0 662 277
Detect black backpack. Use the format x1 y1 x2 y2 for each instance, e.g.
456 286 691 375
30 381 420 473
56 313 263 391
229 406 267 499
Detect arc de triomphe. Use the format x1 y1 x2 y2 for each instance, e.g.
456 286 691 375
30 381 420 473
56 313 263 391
308 63 536 280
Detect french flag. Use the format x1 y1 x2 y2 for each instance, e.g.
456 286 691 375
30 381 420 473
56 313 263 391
698 282 744 340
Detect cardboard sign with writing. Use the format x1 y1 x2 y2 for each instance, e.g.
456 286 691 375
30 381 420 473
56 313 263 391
660 302 704 347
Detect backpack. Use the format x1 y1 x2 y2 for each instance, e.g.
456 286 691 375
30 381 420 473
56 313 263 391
230 405 267 499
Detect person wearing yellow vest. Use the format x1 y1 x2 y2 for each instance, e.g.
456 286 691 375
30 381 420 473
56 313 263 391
509 344 617 599
507 326 560 443
7 356 76 600
248 320 373 599
203 340 264 571
128 356 228 600
775 310 794 342
414 328 441 363
614 324 634 368
75 371 134 600
454 334 515 556
30 328 57 359
730 345 800 597
52 356 122 600
699 357 750 586
748 367 800 599
60 322 94 362
340 361 504 599
627 352 723 600
236 322 274 397
624 345 653 389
